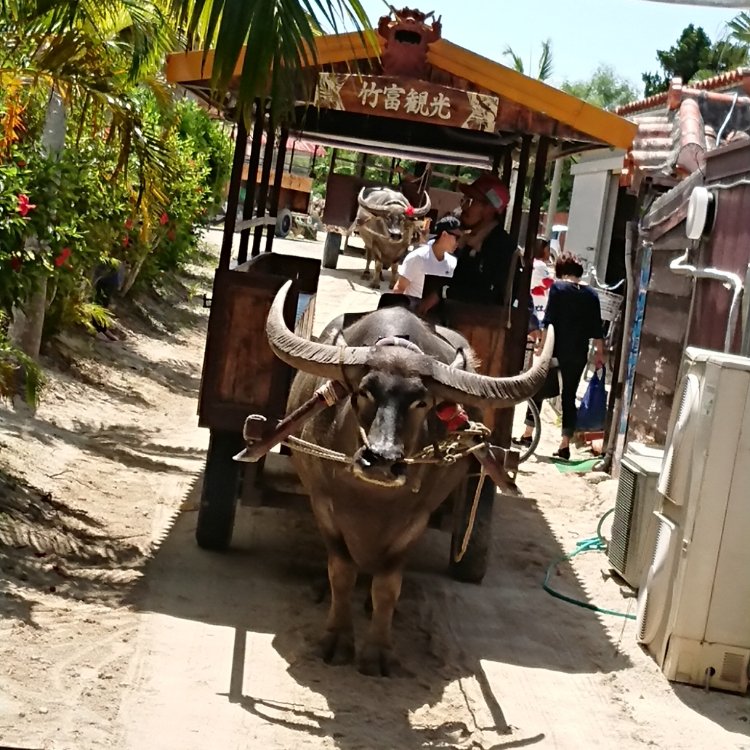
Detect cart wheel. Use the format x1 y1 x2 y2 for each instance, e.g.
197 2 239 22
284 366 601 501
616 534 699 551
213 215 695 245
196 429 244 551
448 473 495 583
322 231 342 269
275 208 293 238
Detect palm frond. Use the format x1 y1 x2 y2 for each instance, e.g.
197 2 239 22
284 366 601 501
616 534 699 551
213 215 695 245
503 44 525 74
728 11 750 44
537 38 553 82
168 0 373 121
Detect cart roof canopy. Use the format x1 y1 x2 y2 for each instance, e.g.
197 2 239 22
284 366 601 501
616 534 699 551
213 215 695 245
166 8 636 166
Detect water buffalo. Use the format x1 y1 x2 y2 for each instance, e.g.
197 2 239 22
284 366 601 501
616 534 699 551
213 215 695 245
265 282 554 675
354 186 431 289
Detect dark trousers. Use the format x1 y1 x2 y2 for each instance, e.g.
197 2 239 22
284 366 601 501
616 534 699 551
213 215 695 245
525 357 587 438
559 357 587 437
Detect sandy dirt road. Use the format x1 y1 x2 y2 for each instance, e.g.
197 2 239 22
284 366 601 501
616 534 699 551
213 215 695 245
1 231 748 750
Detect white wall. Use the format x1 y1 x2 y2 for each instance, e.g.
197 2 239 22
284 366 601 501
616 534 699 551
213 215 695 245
567 149 626 273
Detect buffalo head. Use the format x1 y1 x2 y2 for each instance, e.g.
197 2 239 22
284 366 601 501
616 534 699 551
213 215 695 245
356 187 431 247
267 282 554 487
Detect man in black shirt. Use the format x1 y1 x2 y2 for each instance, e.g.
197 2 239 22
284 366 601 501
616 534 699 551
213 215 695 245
450 174 515 303
417 173 515 312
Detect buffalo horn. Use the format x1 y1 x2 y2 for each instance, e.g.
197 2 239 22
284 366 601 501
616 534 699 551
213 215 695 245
410 191 431 218
357 187 388 216
266 281 554 407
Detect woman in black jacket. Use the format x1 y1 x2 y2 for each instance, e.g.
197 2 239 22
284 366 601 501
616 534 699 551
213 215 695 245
515 252 604 460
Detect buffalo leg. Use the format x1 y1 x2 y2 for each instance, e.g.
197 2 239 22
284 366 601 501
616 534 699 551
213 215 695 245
389 262 399 289
369 259 383 289
359 568 402 676
362 248 372 279
320 552 357 665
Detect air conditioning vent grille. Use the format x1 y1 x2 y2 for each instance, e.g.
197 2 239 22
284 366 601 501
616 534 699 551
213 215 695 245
658 374 699 503
720 652 746 686
609 465 637 573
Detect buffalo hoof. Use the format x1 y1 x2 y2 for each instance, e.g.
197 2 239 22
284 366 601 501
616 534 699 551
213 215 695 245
358 643 400 677
320 629 355 666
361 270 371 280
368 279 382 290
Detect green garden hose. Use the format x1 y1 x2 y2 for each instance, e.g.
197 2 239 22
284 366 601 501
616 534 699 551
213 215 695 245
543 508 636 621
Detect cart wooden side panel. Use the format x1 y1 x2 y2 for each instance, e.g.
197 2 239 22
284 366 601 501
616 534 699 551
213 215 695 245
423 280 526 446
198 254 320 434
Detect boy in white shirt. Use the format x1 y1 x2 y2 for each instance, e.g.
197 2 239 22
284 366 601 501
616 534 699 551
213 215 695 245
392 215 462 308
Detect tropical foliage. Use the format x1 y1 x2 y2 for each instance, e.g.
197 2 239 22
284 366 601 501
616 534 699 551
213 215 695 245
168 0 371 120
641 23 749 96
503 39 553 82
562 65 639 112
0 1 232 404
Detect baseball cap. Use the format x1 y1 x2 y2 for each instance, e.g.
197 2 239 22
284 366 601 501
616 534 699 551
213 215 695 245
432 215 462 238
460 174 510 214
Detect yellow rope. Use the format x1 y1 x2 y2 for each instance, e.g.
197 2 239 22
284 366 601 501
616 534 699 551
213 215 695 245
453 466 487 563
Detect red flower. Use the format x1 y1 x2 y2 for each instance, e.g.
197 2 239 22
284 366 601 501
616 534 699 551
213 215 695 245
167 229 176 242
16 160 26 168
124 218 134 230
17 194 36 217
122 235 130 247
54 247 71 267
405 205 415 218
10 257 22 272
159 212 169 225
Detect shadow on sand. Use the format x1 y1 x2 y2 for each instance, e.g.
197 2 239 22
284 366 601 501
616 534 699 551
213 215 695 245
127 471 641 749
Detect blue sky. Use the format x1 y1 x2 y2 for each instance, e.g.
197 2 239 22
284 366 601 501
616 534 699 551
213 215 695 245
354 0 741 96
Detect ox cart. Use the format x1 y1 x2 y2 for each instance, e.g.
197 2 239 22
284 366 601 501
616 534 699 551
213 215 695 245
194 248 516 581
166 7 636 585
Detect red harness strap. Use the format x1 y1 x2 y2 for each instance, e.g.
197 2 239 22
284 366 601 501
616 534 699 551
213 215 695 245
435 402 470 432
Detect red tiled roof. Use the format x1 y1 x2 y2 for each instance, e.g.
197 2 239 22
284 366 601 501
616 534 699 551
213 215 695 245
616 68 750 116
619 72 750 192
617 92 669 116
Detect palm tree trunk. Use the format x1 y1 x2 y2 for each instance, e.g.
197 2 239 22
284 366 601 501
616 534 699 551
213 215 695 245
9 90 66 359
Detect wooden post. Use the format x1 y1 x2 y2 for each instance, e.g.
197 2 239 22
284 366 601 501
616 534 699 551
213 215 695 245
491 149 502 176
522 138 550 281
545 157 564 239
513 136 550 374
220 117 248 270
251 115 276 257
509 136 532 250
502 147 514 185
237 101 264 265
264 126 289 253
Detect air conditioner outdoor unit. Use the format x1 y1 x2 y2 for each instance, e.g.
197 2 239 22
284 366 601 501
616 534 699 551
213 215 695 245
608 443 664 590
636 347 750 693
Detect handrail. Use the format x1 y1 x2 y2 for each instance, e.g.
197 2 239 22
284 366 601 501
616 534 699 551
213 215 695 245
589 267 625 293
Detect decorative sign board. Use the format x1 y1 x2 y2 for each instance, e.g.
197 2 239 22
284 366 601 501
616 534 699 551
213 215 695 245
314 73 499 133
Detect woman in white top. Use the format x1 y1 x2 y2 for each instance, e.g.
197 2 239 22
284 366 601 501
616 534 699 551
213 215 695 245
392 215 462 308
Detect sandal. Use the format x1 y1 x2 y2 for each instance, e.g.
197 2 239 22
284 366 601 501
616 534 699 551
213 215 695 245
552 447 571 461
512 435 533 447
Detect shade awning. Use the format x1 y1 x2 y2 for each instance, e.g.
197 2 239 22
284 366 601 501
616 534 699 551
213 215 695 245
166 31 637 152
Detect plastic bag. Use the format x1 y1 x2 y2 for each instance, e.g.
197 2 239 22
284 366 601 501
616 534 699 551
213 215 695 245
576 367 607 432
